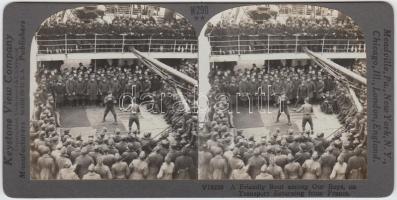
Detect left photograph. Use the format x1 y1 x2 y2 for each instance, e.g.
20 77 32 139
30 4 198 180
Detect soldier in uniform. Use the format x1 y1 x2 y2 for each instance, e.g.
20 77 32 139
174 147 195 180
295 143 312 166
285 78 294 103
65 76 76 106
118 73 128 94
131 76 142 101
94 156 112 179
291 75 300 104
115 134 128 154
208 147 228 180
122 145 138 164
324 75 336 92
266 156 285 179
301 151 321 180
260 77 270 104
198 145 213 180
82 164 102 180
86 77 99 106
238 77 249 106
37 146 56 180
146 147 164 179
111 153 130 179
319 147 337 179
157 155 175 180
320 91 334 114
314 77 324 103
157 140 170 158
124 78 134 95
330 155 347 180
53 78 66 107
74 147 94 178
313 132 329 155
274 147 289 169
30 143 41 179
141 132 155 154
284 154 303 179
249 77 258 106
229 160 251 180
346 148 366 179
54 147 71 172
98 148 116 168
247 148 267 179
296 80 308 106
306 78 316 103
228 148 244 173
57 159 79 180
141 76 152 94
229 78 239 107
250 75 261 106
75 76 87 106
255 164 274 180
109 76 121 100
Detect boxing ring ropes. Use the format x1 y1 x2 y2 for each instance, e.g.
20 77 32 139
117 48 198 139
35 34 198 54
208 34 365 56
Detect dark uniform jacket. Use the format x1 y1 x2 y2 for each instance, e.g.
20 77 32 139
75 80 87 95
87 80 99 97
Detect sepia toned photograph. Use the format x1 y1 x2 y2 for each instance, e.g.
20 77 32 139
199 4 367 180
2 0 395 198
29 4 198 180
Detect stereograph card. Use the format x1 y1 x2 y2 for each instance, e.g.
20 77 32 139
1 1 394 198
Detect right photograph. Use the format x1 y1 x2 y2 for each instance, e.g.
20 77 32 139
199 4 367 180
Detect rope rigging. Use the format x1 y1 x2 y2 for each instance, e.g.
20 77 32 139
304 47 365 112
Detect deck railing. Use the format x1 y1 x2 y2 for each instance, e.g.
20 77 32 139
208 35 365 55
36 34 198 54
